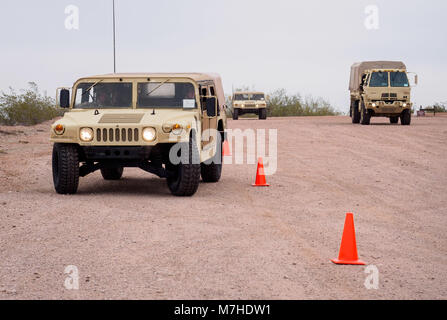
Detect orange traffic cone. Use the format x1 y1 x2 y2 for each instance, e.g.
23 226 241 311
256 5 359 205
252 158 270 187
331 213 365 265
222 140 232 156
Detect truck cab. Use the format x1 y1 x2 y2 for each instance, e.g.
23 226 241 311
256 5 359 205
350 61 416 125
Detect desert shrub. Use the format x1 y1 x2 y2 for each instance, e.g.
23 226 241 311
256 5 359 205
0 83 63 126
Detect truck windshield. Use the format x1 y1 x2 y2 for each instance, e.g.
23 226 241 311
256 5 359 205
369 72 389 87
74 83 133 109
137 82 197 109
390 72 409 87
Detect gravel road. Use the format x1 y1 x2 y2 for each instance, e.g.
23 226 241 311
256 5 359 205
0 116 446 299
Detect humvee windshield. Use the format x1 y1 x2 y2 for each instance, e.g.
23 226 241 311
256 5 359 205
390 72 409 87
137 82 196 109
74 83 133 109
234 93 265 101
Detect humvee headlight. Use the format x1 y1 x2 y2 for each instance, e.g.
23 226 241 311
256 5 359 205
372 103 377 107
403 103 407 107
172 124 183 135
142 127 156 142
79 128 94 142
242 104 245 108
54 124 65 135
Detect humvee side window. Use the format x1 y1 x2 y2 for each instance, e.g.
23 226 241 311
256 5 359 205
137 82 197 109
369 72 389 87
390 72 409 87
74 83 133 109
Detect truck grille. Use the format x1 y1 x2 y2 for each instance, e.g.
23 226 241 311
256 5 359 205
96 128 140 143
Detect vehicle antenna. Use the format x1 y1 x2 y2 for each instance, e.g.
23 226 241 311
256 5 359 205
113 0 117 73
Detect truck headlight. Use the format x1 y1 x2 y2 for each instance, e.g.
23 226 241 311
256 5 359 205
79 128 93 142
372 103 377 107
142 127 156 142
403 103 407 107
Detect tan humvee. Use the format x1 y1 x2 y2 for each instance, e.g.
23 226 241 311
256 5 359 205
232 91 267 120
349 61 417 125
51 73 227 196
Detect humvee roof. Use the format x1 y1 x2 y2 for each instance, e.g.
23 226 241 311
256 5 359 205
76 73 226 109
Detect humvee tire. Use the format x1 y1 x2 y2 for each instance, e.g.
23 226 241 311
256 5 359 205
167 134 201 196
259 108 267 120
101 167 124 180
52 144 79 195
390 116 399 124
201 137 223 183
352 101 361 124
401 109 411 126
233 108 239 120
360 102 371 125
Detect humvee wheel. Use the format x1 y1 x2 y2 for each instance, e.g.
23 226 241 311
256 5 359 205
233 108 239 120
401 110 411 126
360 102 371 125
201 136 223 183
52 144 79 195
259 108 267 120
390 116 399 124
167 134 201 196
352 101 361 124
101 167 124 180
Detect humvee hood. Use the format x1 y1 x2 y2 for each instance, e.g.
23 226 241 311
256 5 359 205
60 109 196 127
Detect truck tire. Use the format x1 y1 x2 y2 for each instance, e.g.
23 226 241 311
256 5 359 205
201 138 223 183
352 101 361 124
360 102 371 125
259 108 267 120
52 143 79 195
167 134 201 196
100 167 124 180
233 108 239 120
401 110 411 126
390 116 399 124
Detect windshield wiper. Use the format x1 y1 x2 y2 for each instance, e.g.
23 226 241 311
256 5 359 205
145 79 171 96
82 79 104 98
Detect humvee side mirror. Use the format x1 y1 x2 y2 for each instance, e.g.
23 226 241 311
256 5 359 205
59 89 70 108
206 97 217 117
414 74 418 86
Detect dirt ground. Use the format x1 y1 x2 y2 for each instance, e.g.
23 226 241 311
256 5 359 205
0 115 446 300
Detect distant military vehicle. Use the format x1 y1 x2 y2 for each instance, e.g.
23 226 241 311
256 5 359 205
51 73 227 197
232 91 267 120
349 61 417 125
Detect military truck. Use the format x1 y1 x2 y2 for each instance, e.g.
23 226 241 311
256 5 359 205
232 91 267 120
349 61 416 125
51 73 227 197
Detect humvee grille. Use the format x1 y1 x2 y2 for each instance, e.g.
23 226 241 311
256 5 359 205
96 128 139 143
98 114 144 124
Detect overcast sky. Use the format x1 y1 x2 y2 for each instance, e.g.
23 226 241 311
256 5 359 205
1 0 446 112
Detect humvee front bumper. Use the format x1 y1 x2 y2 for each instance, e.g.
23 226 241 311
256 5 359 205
81 146 153 161
367 101 412 115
